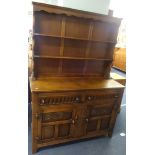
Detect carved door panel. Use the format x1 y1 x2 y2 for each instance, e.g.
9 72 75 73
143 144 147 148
35 107 77 143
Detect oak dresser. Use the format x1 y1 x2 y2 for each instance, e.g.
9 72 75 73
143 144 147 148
30 2 124 153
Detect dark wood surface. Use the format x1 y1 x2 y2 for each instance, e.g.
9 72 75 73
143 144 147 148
30 2 124 153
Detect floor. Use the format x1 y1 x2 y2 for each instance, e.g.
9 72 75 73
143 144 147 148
28 68 126 155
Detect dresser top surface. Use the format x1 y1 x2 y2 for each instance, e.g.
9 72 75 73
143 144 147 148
30 78 124 92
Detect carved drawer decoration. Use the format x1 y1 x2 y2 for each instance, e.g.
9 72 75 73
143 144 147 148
39 95 82 106
42 111 72 122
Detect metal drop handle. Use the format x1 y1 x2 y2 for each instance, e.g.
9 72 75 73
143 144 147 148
85 118 89 123
88 96 92 101
72 119 75 124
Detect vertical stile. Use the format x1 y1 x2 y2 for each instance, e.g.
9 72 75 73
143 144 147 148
83 21 94 75
97 119 101 130
59 16 66 74
54 125 59 138
32 12 37 79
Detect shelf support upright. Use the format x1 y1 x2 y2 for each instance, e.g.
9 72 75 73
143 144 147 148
59 16 66 74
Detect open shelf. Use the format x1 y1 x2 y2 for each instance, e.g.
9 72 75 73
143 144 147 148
34 55 113 61
33 33 116 44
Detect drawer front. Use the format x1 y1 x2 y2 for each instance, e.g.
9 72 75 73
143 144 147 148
84 91 119 104
38 92 83 106
37 89 119 107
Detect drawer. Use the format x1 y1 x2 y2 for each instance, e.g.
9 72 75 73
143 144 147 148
84 91 119 105
37 89 120 107
38 92 83 106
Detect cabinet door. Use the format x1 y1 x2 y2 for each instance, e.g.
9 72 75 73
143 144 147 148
85 102 118 136
34 107 77 143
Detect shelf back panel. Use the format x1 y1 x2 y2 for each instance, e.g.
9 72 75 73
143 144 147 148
34 36 61 56
34 59 111 78
63 39 87 57
65 16 90 39
89 42 112 59
35 12 62 36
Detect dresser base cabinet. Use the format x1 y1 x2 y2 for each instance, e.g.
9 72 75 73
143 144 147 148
30 79 124 153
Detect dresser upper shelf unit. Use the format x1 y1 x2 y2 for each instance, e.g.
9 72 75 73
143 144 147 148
32 2 122 79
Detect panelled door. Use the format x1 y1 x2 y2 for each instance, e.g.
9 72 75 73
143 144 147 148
36 106 76 143
84 93 119 136
34 92 87 144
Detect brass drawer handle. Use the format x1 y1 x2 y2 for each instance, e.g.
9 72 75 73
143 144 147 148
46 116 51 120
87 96 92 101
75 97 80 103
72 115 78 124
85 118 89 123
72 119 75 124
40 99 45 105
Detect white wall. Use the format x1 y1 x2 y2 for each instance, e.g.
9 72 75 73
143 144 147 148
62 0 110 14
32 0 110 14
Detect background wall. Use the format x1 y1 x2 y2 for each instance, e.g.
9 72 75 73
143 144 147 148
32 0 110 14
109 0 126 48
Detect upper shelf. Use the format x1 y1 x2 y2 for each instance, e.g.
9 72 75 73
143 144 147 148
33 33 116 44
34 55 113 61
